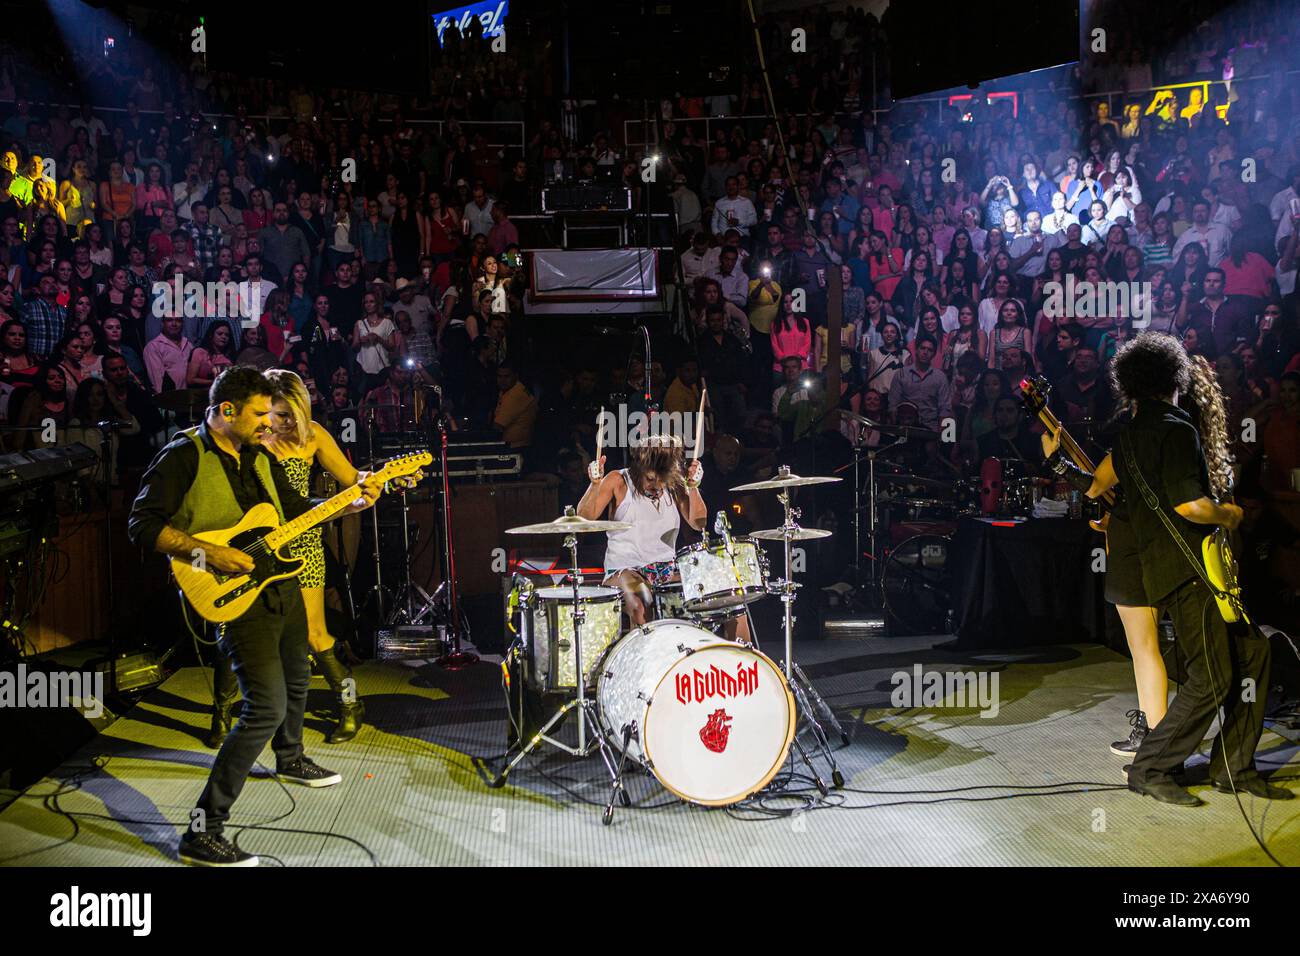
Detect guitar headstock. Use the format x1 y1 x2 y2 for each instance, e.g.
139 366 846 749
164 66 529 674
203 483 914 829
1021 375 1051 415
377 451 433 483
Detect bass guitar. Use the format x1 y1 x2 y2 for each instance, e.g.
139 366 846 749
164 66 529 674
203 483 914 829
173 451 431 623
1020 375 1115 531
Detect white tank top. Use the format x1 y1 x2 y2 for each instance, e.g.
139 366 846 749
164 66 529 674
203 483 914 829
603 469 680 571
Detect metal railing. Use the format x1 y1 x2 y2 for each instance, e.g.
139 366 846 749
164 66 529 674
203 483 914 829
621 69 1300 152
0 95 527 150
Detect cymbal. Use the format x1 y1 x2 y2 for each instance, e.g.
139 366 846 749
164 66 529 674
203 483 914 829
506 514 633 535
749 526 833 541
836 410 940 441
154 388 208 411
877 472 953 490
730 466 841 492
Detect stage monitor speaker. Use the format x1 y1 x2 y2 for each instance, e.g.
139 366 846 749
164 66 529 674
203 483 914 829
883 0 1078 100
0 660 110 789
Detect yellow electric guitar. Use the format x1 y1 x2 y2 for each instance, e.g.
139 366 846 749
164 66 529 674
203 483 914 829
173 451 431 623
1203 504 1249 624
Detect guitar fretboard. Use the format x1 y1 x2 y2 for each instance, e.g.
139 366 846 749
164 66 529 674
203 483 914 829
265 481 371 550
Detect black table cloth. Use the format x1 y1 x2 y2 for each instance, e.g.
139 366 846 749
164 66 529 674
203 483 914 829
949 516 1117 649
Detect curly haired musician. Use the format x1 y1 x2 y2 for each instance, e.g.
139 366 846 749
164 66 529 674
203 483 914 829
579 434 706 627
128 366 385 865
1049 334 1283 806
1043 354 1236 760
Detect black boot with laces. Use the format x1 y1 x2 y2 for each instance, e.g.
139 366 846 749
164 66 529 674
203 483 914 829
1110 709 1150 756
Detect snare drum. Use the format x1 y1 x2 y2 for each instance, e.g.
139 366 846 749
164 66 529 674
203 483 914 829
677 538 766 614
652 581 689 620
596 620 795 806
521 586 624 692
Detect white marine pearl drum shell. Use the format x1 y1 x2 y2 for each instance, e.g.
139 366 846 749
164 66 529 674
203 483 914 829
676 538 767 613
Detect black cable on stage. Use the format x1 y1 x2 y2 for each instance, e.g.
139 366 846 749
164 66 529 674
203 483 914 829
0 754 383 866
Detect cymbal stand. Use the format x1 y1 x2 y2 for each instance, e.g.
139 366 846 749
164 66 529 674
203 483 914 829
855 434 906 598
490 524 620 798
771 487 846 793
384 485 435 626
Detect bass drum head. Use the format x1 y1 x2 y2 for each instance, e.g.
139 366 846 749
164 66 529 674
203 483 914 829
598 621 795 806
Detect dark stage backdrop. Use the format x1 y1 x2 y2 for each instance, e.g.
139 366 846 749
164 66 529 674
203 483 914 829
205 5 432 96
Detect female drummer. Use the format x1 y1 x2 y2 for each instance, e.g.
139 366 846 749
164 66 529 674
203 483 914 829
579 434 706 628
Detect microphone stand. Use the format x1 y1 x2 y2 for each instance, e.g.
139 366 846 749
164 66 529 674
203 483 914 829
365 405 385 621
432 392 476 669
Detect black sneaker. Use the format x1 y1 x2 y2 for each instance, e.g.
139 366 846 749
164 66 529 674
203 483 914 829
1110 709 1149 756
178 832 259 867
276 755 342 788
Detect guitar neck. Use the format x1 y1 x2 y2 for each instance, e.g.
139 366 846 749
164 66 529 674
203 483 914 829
1036 408 1116 507
265 481 367 550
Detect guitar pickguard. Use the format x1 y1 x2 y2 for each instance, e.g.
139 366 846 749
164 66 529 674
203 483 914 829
211 527 304 611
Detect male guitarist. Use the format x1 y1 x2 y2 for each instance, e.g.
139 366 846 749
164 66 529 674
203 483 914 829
128 366 385 865
1098 334 1282 805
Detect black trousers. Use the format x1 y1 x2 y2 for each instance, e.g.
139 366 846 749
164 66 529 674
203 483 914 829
1128 576 1270 787
194 582 310 835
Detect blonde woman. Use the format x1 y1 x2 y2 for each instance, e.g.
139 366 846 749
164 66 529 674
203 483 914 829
58 159 96 235
263 369 367 743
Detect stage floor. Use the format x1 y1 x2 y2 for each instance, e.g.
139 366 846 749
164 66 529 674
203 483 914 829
2 634 1298 867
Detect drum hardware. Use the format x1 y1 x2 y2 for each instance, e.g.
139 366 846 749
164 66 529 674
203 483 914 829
491 507 628 791
749 466 848 792
835 412 911 602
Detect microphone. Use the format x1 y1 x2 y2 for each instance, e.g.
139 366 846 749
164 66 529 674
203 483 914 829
713 509 735 557
593 326 636 337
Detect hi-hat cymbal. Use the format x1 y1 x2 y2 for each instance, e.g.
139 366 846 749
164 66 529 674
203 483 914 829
749 526 833 541
730 466 842 492
506 514 633 535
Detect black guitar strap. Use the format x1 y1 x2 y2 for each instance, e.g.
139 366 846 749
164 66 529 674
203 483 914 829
1118 430 1229 601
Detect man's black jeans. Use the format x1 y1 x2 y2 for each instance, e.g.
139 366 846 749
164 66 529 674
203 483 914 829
193 582 310 836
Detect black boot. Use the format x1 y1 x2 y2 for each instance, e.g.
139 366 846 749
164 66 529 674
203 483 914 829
313 645 365 744
205 656 238 749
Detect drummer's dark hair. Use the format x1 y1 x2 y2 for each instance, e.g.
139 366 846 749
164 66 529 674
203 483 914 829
628 432 687 506
1111 331 1190 405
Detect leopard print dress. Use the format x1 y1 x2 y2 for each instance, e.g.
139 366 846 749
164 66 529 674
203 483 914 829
281 455 326 589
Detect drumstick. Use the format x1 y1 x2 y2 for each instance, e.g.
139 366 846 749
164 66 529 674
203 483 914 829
596 406 604 465
691 385 707 461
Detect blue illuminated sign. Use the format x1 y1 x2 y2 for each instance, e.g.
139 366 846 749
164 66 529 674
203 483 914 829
432 1 508 45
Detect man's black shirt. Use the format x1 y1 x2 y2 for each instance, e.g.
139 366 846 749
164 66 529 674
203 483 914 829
128 421 317 553
976 427 1042 474
325 282 364 338
697 330 748 387
1112 399 1212 602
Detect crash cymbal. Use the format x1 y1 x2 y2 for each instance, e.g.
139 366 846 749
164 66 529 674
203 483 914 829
506 514 633 535
838 408 881 429
154 387 208 412
730 466 842 492
748 526 834 541
835 410 940 441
